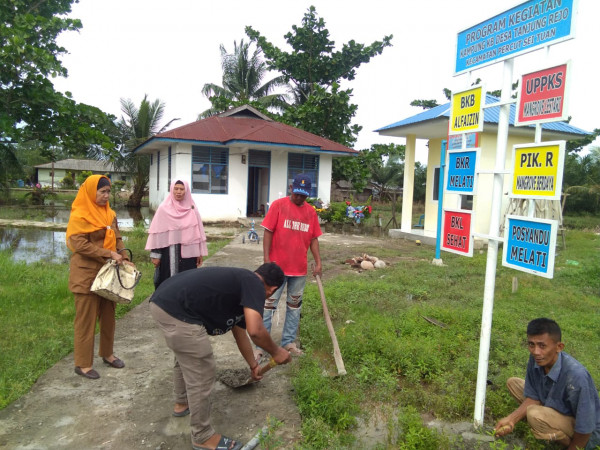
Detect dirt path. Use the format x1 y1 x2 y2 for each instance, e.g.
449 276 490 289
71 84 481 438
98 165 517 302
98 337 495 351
0 229 303 450
0 226 510 449
0 226 398 450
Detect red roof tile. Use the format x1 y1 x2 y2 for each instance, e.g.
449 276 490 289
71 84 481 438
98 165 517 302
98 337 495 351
146 115 357 154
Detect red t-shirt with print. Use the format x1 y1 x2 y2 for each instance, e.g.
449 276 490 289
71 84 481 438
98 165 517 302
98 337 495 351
261 197 322 276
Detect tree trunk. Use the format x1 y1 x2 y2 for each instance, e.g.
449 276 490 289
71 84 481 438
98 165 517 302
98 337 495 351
126 183 145 208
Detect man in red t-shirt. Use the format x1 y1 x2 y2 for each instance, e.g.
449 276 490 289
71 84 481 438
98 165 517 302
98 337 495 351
257 173 322 358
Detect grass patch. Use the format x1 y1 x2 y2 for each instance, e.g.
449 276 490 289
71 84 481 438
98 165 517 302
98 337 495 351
294 228 600 447
0 230 230 409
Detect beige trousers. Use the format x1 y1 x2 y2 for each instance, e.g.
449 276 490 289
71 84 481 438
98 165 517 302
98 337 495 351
150 302 215 445
507 377 575 441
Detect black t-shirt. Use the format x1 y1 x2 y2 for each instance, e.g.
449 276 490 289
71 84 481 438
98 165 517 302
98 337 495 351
150 266 266 335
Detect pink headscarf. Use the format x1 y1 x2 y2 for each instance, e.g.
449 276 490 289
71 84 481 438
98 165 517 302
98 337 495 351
145 180 208 258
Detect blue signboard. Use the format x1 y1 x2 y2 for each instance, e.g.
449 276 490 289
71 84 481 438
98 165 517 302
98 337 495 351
445 149 479 194
455 0 576 75
502 215 557 278
448 133 478 150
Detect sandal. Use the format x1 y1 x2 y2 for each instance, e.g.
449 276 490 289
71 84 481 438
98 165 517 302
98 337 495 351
284 343 304 356
192 435 243 450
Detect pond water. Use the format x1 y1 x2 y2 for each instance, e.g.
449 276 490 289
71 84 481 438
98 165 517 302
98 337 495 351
1 207 388 263
0 207 153 264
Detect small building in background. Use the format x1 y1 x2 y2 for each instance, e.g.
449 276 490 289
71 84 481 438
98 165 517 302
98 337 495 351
134 105 358 222
35 159 134 188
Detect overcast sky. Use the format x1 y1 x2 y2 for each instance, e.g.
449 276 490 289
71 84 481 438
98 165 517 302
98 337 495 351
53 0 600 160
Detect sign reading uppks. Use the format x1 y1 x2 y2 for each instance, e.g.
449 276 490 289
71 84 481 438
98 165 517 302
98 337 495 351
502 215 557 278
515 62 570 126
449 86 484 135
511 141 565 200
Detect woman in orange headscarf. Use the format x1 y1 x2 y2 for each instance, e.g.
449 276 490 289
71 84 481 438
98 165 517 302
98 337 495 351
66 175 134 380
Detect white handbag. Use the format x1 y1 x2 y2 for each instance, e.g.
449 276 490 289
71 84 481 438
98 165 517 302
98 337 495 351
90 249 142 304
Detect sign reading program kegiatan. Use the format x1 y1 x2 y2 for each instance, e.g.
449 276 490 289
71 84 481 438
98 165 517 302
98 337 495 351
454 0 575 75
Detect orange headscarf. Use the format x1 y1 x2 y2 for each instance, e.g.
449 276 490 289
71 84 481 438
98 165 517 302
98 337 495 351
66 175 117 252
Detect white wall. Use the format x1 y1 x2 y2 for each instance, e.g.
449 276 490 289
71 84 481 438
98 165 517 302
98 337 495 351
317 154 332 204
148 143 336 222
38 169 67 187
421 133 559 238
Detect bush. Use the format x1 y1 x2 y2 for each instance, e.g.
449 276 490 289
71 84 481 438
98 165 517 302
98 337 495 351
60 172 76 189
24 184 57 205
310 198 373 224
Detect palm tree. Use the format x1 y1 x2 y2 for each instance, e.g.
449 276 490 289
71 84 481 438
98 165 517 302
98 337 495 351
199 40 288 118
116 95 179 207
370 163 403 202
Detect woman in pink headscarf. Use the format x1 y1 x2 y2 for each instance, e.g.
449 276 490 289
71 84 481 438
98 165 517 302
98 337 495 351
146 180 208 288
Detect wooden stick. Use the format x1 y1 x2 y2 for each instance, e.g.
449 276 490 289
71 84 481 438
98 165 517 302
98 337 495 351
315 274 347 376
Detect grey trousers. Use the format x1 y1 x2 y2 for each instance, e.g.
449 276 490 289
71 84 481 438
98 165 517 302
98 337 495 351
150 302 215 444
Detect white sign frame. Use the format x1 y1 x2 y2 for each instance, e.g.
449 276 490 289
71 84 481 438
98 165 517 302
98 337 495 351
445 148 480 195
502 215 558 278
510 140 566 200
515 61 572 126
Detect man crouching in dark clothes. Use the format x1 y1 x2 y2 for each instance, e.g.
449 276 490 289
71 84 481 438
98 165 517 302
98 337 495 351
150 263 292 450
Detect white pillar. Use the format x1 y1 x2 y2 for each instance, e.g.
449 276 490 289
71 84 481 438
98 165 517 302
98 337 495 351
401 134 416 231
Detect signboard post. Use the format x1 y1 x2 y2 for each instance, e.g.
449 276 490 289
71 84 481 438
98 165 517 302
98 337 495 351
456 0 576 430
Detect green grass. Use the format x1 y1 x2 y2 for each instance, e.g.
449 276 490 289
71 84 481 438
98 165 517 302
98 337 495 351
294 229 600 448
0 230 230 409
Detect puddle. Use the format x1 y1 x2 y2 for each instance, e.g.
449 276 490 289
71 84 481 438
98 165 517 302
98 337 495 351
0 228 70 264
0 206 153 264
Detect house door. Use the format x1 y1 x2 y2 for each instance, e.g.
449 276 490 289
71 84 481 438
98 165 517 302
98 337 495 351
246 150 271 217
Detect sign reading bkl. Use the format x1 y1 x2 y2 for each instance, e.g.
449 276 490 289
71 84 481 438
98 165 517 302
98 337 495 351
454 0 576 75
450 86 484 135
502 215 557 278
511 141 565 200
442 209 473 257
515 62 570 126
446 149 480 195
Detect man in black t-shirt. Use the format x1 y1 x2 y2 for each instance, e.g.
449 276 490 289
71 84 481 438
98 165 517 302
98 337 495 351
150 263 291 450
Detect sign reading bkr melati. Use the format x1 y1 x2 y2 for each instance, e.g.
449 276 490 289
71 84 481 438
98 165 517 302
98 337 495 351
515 61 570 126
450 86 484 135
502 215 557 278
455 0 575 75
442 209 473 257
446 149 480 195
511 141 565 200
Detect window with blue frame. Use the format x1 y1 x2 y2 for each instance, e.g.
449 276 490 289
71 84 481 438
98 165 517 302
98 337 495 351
191 146 229 194
287 153 319 197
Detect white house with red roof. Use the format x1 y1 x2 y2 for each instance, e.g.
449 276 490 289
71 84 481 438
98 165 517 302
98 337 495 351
134 105 358 221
